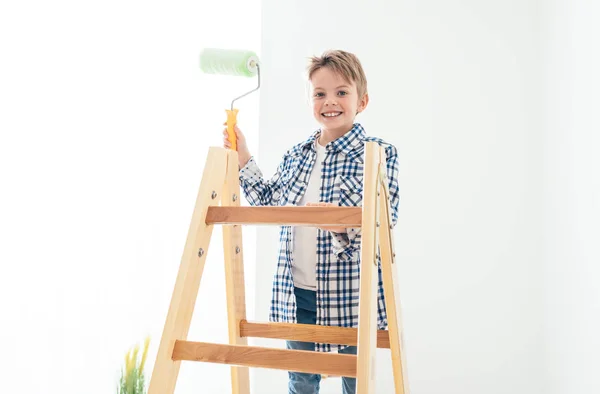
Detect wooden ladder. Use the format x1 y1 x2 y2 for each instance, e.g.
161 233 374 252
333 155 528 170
147 142 409 394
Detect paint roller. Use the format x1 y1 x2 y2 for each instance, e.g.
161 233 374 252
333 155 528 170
199 48 260 151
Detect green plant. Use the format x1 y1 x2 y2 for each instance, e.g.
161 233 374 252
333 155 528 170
118 337 150 394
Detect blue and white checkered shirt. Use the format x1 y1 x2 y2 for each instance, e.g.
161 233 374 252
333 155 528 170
239 123 400 352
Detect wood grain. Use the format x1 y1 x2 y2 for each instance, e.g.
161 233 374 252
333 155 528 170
222 150 250 394
172 341 358 377
240 320 390 348
355 143 382 394
379 174 410 394
147 147 227 394
206 206 362 227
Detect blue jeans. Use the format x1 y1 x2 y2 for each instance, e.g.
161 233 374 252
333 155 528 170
286 287 357 394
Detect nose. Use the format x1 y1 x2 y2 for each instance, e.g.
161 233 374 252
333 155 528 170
325 98 338 106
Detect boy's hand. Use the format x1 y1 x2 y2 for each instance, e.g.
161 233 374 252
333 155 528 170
223 124 251 168
305 202 347 233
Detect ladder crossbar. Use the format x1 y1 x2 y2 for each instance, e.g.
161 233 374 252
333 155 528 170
206 206 362 227
240 320 391 348
172 340 358 377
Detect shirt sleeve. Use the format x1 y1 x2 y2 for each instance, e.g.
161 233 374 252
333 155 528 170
238 155 288 206
384 144 400 227
330 143 400 254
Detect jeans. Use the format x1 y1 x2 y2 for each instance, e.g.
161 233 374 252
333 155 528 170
286 287 357 394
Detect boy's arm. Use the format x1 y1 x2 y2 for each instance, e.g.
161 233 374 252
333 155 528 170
238 154 288 207
330 144 400 250
384 144 400 227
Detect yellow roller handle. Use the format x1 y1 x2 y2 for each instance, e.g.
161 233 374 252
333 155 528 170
225 109 238 151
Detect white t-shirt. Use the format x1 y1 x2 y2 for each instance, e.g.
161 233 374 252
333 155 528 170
292 139 327 290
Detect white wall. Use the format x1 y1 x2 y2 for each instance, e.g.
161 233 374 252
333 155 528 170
0 0 259 392
542 0 600 392
255 1 543 393
2 0 597 393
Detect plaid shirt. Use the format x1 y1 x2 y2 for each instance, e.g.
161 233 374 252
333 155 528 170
239 123 400 352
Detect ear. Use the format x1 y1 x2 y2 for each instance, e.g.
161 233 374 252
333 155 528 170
356 93 369 114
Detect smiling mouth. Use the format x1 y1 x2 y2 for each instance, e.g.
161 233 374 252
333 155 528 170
322 112 342 118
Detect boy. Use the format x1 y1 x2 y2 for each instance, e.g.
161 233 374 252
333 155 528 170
222 49 400 394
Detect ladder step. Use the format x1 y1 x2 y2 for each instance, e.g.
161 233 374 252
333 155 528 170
206 206 362 227
240 320 391 348
172 340 358 377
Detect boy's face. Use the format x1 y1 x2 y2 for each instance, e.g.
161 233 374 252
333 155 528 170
310 67 368 136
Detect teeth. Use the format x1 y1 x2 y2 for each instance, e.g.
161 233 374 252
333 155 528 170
323 112 341 117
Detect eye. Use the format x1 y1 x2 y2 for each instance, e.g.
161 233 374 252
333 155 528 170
314 92 324 98
337 91 348 96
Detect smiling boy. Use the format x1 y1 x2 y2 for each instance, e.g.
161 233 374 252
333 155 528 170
223 49 400 394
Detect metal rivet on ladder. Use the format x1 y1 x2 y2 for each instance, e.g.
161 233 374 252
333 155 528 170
376 222 380 228
235 246 240 254
211 191 217 199
233 194 237 202
198 248 204 257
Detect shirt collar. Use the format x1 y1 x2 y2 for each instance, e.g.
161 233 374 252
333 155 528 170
291 123 366 157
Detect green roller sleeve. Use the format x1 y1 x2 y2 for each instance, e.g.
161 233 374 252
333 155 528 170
199 48 259 77
199 47 261 151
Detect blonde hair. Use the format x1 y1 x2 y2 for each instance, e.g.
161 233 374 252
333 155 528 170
307 50 368 98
